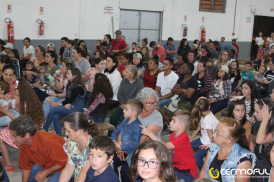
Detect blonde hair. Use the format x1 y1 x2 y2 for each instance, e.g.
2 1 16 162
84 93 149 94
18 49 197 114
215 50 229 67
190 98 210 131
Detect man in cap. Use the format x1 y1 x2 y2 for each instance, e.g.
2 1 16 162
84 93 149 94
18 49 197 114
4 43 14 55
110 30 127 56
163 37 176 60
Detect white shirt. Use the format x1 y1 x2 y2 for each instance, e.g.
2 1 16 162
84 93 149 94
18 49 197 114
213 80 224 97
267 37 274 44
200 112 219 145
156 71 178 100
23 45 35 59
255 37 264 46
104 69 122 101
192 61 199 76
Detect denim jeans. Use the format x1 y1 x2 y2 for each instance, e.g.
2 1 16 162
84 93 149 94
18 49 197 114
210 99 228 114
159 98 172 108
43 105 72 136
43 97 65 118
0 109 20 127
113 153 129 182
29 164 61 182
191 138 208 170
87 116 105 123
174 170 195 182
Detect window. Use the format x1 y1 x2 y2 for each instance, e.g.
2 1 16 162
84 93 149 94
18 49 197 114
199 0 226 13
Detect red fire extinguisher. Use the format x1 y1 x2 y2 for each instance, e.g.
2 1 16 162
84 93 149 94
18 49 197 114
5 18 14 42
200 26 206 43
37 19 45 35
182 24 187 37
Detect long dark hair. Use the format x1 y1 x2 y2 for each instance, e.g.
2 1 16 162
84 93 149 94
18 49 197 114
242 80 260 119
220 117 249 151
64 112 98 137
179 38 188 49
256 99 274 134
73 46 84 57
67 67 86 93
88 73 113 107
0 55 13 65
128 140 177 182
46 51 57 65
227 99 247 126
150 55 159 67
10 49 20 60
104 55 118 74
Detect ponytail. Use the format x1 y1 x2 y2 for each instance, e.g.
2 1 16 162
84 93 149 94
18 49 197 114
190 98 210 131
87 119 99 137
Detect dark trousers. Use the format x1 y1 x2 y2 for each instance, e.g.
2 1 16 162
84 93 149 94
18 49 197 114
113 153 129 182
210 99 228 114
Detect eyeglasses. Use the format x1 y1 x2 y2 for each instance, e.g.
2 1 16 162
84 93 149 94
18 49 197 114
214 130 226 138
35 50 39 52
181 67 189 70
136 158 159 169
145 102 157 106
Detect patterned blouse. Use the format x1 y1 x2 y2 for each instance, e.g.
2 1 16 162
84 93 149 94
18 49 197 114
63 136 92 181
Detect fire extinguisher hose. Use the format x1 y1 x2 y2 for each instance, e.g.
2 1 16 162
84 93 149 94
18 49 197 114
4 18 12 23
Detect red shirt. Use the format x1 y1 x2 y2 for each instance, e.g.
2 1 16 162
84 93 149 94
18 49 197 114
19 131 67 173
143 68 161 89
152 46 166 63
119 64 125 75
104 50 110 59
111 38 127 56
169 131 198 178
233 44 239 57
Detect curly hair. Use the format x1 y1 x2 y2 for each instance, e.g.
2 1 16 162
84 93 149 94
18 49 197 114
88 73 113 107
16 78 44 127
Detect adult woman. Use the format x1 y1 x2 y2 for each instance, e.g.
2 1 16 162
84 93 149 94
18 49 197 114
43 58 75 118
141 46 150 67
143 55 161 90
43 67 86 136
132 52 146 79
31 45 46 68
119 53 132 77
177 38 191 56
209 66 231 114
187 50 198 75
47 43 59 64
104 34 112 50
214 50 229 67
59 112 98 182
0 78 44 171
104 55 122 109
194 62 212 98
141 38 148 47
79 44 90 62
0 65 15 99
108 65 143 137
7 49 20 77
242 80 260 124
199 117 256 182
72 46 91 75
20 37 35 68
0 55 18 78
252 98 274 160
267 32 274 44
256 31 264 46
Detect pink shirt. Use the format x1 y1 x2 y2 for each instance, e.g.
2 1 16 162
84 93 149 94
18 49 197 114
202 52 207 56
6 79 15 99
152 46 166 63
86 67 96 92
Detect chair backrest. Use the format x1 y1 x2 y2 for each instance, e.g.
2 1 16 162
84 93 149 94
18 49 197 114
13 58 20 78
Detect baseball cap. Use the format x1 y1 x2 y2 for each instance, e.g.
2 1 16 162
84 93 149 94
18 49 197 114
4 43 13 49
219 65 229 74
115 30 122 34
47 43 55 47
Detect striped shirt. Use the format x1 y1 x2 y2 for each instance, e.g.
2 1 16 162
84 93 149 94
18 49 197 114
194 73 212 98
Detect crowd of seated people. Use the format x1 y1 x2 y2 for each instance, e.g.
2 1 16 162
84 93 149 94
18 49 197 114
1 31 274 182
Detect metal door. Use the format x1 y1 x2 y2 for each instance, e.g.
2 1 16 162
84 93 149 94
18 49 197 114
119 10 162 47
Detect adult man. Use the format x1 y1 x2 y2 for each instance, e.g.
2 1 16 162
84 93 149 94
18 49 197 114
217 41 237 56
221 37 225 43
131 42 137 52
202 56 218 80
163 37 176 60
209 42 218 62
160 62 198 124
59 37 68 61
264 41 271 55
110 30 127 56
101 41 111 59
3 43 13 55
232 39 239 58
10 116 67 182
150 41 166 63
172 54 186 77
104 34 112 50
155 58 179 107
63 39 74 59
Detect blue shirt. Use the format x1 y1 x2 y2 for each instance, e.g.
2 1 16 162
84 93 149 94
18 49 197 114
163 43 176 59
240 70 254 82
218 42 237 55
111 117 142 165
23 67 38 84
85 165 120 182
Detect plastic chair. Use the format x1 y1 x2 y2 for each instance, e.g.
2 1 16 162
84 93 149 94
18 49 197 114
13 58 20 77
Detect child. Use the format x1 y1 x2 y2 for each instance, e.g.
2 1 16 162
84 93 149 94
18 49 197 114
95 39 102 53
229 60 241 94
227 98 252 145
201 44 207 56
254 65 267 89
234 61 254 96
118 53 132 77
111 99 143 181
0 81 15 108
189 98 219 170
85 136 120 182
136 46 142 52
128 140 177 182
140 110 198 181
84 73 113 124
131 42 137 52
22 61 38 84
42 67 86 136
254 45 264 71
32 62 47 89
